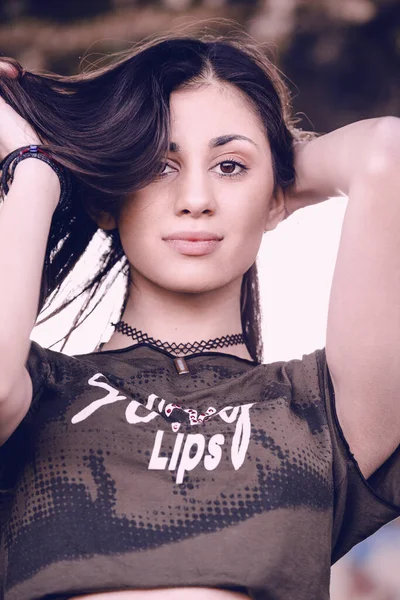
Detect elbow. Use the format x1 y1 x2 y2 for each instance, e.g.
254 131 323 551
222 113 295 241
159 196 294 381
365 117 400 176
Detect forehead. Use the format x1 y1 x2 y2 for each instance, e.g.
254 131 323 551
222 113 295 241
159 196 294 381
169 82 266 144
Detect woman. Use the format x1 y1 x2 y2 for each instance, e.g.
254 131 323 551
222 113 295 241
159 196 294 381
0 32 399 600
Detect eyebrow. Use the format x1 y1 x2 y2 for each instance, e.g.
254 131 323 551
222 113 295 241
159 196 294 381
168 134 257 153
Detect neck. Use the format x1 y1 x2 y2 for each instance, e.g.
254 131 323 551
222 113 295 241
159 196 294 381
105 274 253 361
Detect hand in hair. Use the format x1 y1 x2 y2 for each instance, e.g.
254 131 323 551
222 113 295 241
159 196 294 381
0 62 41 162
282 139 333 218
0 62 18 79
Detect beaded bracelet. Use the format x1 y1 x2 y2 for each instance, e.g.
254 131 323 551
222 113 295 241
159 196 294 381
0 145 72 212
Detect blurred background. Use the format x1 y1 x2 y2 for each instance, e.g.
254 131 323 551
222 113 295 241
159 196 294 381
1 0 399 131
1 0 399 598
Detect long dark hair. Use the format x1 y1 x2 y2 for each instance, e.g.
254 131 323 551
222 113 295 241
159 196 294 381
0 31 302 363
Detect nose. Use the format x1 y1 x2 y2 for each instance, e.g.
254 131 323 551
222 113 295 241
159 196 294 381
173 168 216 217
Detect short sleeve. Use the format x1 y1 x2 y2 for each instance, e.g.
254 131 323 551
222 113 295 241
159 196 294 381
0 340 52 492
25 339 52 414
314 348 400 564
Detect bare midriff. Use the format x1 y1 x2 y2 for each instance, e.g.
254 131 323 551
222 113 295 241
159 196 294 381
70 588 251 600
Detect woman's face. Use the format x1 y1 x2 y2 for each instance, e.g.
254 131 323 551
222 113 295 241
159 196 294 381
101 82 285 295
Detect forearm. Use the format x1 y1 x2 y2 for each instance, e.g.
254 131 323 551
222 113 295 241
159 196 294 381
0 159 59 396
289 117 400 210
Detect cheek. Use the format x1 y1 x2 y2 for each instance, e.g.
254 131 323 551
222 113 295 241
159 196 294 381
225 182 271 235
117 209 154 267
118 194 162 239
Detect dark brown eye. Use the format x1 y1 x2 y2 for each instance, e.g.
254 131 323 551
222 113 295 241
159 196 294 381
220 162 236 174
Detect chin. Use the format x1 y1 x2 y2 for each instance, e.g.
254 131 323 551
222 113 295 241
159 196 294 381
131 257 251 295
159 278 228 295
151 269 239 295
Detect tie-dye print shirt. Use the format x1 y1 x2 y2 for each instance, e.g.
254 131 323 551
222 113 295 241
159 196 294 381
0 342 399 600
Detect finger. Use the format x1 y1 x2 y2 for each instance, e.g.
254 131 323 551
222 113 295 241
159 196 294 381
0 62 19 79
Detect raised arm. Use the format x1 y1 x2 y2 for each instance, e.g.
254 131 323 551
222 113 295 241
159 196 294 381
286 117 400 478
0 94 60 446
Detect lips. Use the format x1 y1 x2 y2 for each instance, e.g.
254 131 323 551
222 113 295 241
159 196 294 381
163 231 223 256
163 231 222 242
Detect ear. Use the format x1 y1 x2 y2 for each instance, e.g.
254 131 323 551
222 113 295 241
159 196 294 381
86 205 118 231
264 187 287 232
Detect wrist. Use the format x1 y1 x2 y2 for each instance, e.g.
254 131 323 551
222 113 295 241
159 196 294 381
292 118 391 201
13 156 61 186
10 158 62 210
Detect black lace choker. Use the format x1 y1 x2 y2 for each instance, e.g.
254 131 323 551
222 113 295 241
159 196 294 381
111 320 245 357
